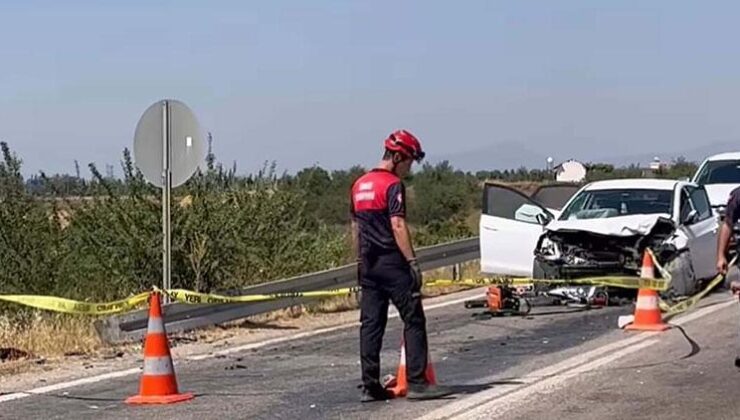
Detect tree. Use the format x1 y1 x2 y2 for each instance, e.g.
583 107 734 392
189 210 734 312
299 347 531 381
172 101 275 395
666 156 697 179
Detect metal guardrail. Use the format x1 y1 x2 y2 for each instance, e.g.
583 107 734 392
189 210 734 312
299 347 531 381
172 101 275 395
94 237 480 344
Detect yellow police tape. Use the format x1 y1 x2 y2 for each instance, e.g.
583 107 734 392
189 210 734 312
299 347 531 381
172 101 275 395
658 273 726 316
426 248 671 291
0 250 733 316
651 252 736 316
158 286 361 305
0 277 657 315
0 287 362 314
0 291 151 315
424 276 669 291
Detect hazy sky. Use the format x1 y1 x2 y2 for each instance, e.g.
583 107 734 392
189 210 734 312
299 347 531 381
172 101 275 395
3 0 740 176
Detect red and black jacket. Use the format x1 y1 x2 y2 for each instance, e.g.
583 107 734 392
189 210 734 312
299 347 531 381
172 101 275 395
350 168 406 259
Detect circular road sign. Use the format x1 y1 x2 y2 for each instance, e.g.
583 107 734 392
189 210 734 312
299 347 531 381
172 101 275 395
133 99 206 188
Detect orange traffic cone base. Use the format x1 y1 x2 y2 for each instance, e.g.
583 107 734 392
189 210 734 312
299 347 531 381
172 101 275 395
126 392 194 405
386 339 437 398
389 372 407 397
625 322 670 332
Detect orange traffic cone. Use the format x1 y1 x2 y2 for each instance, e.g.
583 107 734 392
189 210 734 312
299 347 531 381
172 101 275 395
126 292 194 405
625 251 670 332
388 338 437 398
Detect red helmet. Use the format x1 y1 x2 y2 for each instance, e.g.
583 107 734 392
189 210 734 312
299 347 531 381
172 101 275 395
384 129 425 162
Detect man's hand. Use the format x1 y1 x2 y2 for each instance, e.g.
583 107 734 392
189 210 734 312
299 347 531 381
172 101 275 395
717 221 733 276
409 258 423 293
718 255 729 276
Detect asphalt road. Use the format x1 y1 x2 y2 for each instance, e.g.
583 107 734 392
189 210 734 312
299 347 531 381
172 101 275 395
504 296 740 420
3 289 739 420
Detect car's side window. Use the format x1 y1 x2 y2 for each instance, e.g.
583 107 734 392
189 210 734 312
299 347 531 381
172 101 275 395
483 184 552 225
688 186 712 221
681 185 712 225
530 184 582 210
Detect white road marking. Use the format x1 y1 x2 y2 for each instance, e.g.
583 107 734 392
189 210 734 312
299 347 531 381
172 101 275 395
420 297 736 420
464 339 658 419
0 368 141 403
0 288 484 404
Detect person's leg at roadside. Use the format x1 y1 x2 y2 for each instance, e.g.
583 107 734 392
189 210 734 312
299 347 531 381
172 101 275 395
383 259 454 400
359 282 392 401
393 286 429 380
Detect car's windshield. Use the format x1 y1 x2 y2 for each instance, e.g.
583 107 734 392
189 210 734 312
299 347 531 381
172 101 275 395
694 160 740 185
559 188 673 220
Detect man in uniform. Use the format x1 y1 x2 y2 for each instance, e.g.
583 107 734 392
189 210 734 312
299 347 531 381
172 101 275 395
717 186 740 289
350 129 454 402
716 187 740 369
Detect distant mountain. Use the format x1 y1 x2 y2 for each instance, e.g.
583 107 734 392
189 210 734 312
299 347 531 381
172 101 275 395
595 140 740 167
431 140 740 171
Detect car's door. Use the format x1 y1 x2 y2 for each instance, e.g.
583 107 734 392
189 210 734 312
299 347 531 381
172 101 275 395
676 184 719 279
480 183 554 277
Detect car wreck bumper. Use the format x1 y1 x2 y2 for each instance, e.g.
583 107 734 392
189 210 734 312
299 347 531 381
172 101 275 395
536 259 634 279
532 216 681 301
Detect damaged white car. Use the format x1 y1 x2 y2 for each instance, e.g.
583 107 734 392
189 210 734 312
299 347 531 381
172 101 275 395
480 179 720 303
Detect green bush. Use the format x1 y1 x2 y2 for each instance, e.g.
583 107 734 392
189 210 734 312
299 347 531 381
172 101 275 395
0 143 63 296
0 143 364 311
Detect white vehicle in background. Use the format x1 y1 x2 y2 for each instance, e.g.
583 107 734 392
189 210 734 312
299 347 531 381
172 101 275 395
480 179 719 302
692 152 740 213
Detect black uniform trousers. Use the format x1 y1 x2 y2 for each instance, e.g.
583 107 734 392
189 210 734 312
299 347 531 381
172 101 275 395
359 251 429 388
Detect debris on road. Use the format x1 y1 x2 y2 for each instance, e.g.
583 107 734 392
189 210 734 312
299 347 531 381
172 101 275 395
464 286 532 318
618 315 635 329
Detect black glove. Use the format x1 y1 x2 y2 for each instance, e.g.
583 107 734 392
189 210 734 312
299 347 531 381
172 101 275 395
409 258 423 294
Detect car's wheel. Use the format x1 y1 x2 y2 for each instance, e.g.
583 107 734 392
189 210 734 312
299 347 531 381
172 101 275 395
661 251 697 300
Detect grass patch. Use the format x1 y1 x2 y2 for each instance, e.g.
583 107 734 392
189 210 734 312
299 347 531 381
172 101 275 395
0 313 103 360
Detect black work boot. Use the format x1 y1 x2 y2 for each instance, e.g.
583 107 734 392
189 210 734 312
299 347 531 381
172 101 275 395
406 384 455 401
361 384 393 403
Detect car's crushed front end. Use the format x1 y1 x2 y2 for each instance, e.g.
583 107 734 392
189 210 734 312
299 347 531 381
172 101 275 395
531 215 681 304
534 217 677 278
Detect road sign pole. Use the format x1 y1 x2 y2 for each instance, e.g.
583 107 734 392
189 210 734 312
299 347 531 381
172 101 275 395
134 98 204 306
162 100 172 304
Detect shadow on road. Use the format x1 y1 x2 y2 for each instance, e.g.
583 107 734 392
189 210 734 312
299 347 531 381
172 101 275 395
222 320 300 331
35 394 122 402
448 379 524 395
